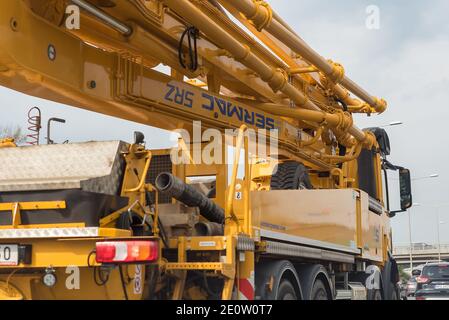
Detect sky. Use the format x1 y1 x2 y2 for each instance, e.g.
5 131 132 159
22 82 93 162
1 1 448 245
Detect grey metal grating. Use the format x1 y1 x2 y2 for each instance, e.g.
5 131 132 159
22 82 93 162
147 154 173 204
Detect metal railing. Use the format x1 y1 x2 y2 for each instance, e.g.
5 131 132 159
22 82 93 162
394 244 449 255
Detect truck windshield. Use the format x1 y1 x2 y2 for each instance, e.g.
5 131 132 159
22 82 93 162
423 265 449 278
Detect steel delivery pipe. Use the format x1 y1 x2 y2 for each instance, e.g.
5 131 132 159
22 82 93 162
257 103 366 143
220 0 387 114
194 221 224 236
72 0 133 36
162 0 368 144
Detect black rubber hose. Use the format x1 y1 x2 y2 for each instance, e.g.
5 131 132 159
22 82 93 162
178 27 199 71
194 221 224 236
155 172 225 224
336 98 348 112
335 99 348 169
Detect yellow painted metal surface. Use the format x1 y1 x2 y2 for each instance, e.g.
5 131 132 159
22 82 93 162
0 201 66 211
0 0 399 300
252 188 389 261
0 223 85 230
0 266 146 300
0 232 156 300
252 189 359 251
0 230 131 268
0 0 381 169
0 139 17 148
359 193 386 262
0 281 24 300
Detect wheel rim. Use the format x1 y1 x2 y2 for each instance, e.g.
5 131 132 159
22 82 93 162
314 288 328 300
277 280 298 300
283 292 296 300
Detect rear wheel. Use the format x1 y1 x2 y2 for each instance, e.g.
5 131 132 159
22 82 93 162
277 279 297 300
270 161 313 190
311 279 329 300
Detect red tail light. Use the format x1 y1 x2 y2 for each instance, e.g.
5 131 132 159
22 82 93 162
415 296 426 301
96 240 159 264
416 276 429 284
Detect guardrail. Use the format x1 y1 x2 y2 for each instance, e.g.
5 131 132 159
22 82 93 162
394 244 449 255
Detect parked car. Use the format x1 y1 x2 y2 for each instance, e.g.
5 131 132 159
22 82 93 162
414 262 449 300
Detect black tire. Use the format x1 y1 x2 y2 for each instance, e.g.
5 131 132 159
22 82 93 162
311 279 329 300
277 279 297 300
270 161 313 190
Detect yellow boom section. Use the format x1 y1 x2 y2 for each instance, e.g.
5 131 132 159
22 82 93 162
0 0 384 168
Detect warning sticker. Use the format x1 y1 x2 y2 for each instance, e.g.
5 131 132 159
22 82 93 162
199 241 216 247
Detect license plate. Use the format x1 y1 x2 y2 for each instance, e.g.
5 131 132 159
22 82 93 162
435 285 449 290
0 244 19 266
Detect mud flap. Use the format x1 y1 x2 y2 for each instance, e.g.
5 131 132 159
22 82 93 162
382 252 400 300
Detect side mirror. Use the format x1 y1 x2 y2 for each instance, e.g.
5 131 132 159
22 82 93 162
412 269 421 276
399 168 412 211
386 164 413 216
399 169 413 211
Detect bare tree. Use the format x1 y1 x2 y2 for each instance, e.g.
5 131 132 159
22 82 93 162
0 125 27 144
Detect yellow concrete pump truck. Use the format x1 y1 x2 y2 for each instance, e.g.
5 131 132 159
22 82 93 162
0 0 412 300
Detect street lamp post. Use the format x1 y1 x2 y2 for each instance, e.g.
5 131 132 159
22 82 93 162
437 214 442 261
435 207 447 261
409 202 449 263
437 209 440 261
408 203 420 270
379 121 403 128
408 208 413 270
406 174 439 270
413 174 439 181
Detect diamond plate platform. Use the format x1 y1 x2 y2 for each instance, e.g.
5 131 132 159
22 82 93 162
0 141 128 195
